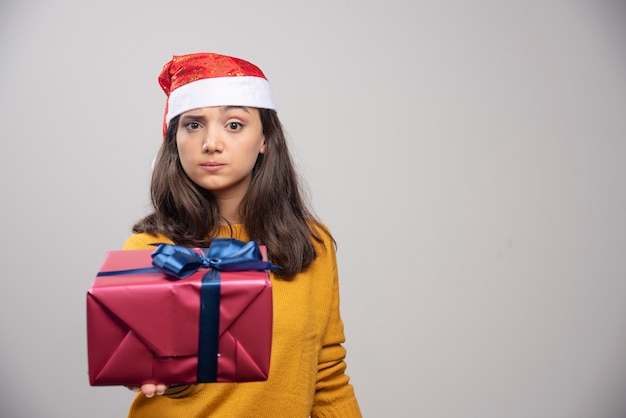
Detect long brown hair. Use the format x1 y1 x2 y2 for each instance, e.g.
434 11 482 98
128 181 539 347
132 108 332 279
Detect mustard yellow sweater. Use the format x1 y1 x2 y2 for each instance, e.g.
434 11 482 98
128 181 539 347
123 224 361 418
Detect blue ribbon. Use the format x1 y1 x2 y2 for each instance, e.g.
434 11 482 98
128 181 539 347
151 239 279 277
97 238 279 382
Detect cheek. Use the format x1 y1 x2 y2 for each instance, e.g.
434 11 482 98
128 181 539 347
176 143 194 172
176 139 192 160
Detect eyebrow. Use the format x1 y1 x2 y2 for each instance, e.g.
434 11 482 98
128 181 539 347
180 106 251 121
180 113 206 122
222 106 250 113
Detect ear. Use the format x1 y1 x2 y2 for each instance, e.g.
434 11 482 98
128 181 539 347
259 135 266 154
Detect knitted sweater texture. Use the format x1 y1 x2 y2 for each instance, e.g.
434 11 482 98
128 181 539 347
123 224 361 418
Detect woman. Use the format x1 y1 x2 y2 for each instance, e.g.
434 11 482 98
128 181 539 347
123 52 361 417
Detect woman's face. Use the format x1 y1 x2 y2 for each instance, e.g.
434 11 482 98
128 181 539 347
176 106 265 202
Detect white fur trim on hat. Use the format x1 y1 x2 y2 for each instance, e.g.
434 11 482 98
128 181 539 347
166 76 276 125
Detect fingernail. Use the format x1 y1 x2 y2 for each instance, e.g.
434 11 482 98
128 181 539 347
156 390 165 396
145 392 154 398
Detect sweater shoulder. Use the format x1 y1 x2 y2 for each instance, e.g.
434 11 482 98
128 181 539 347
122 232 174 250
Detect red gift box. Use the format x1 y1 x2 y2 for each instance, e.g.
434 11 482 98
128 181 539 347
87 240 274 386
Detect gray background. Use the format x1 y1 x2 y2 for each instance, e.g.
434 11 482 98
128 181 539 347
1 0 625 417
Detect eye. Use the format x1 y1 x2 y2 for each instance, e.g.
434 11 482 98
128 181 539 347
226 121 244 131
184 121 202 130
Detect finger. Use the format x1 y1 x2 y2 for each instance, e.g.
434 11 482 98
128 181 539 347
155 384 168 396
141 383 157 398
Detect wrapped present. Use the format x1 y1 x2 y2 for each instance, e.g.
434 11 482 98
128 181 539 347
87 238 277 386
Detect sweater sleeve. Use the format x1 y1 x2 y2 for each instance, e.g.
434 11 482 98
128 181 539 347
311 236 362 418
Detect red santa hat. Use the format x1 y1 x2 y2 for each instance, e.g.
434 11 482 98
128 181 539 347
158 52 276 135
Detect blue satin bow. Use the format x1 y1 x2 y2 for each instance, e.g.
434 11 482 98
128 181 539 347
151 239 280 279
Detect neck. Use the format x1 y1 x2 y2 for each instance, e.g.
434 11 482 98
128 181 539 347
216 196 243 225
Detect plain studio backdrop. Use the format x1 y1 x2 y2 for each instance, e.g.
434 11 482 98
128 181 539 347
1 0 625 417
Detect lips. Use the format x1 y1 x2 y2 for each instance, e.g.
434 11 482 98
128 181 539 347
200 162 225 172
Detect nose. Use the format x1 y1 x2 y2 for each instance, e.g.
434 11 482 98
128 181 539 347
202 129 223 153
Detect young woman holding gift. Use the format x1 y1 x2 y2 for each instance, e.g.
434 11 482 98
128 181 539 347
121 52 361 417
